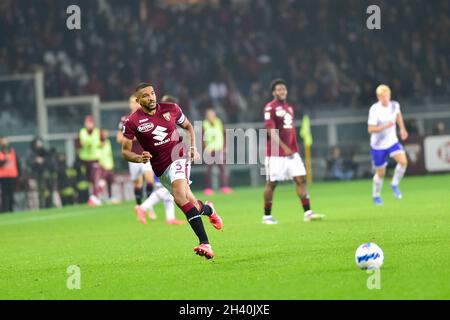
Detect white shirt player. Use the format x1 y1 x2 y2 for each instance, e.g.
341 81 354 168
368 101 401 150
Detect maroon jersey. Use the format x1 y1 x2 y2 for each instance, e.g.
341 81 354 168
118 115 144 154
122 103 187 176
264 99 299 157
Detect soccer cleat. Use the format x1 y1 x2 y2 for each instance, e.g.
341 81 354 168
262 215 278 225
166 219 186 225
194 243 214 259
147 211 157 221
87 195 102 207
373 196 383 206
220 186 233 194
391 184 403 200
134 205 148 225
304 210 325 222
205 201 223 230
203 188 214 196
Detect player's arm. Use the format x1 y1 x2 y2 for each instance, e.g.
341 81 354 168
121 137 151 163
179 118 200 161
267 129 294 156
116 130 124 144
396 112 408 140
368 123 395 134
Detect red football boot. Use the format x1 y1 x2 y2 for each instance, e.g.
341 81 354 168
205 201 223 230
194 243 214 260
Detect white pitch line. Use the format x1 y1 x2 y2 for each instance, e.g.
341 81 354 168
0 210 96 226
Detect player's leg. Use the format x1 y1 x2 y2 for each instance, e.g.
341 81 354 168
161 189 185 225
288 153 324 222
203 163 214 195
371 149 388 205
138 190 160 222
263 181 278 224
186 187 223 230
263 156 279 224
159 159 216 259
373 166 386 205
172 178 215 258
390 149 408 199
86 161 102 206
129 162 144 205
292 175 325 222
143 162 155 197
217 151 232 194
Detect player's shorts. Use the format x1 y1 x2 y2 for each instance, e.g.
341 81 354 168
158 158 192 192
265 153 307 182
371 142 405 168
128 161 153 181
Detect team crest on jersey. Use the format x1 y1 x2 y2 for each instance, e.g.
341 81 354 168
163 112 171 121
137 122 155 133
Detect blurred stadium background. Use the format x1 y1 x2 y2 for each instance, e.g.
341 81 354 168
0 0 449 212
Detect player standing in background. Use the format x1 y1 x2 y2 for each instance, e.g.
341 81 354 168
202 108 233 196
368 85 409 205
263 79 325 224
117 95 155 216
99 129 116 203
78 116 103 207
121 83 223 259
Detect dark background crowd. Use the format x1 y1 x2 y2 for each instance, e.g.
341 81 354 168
1 0 449 123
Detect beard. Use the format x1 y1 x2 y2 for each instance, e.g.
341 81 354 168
142 101 157 111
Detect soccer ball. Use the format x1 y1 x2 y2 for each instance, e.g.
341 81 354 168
355 242 384 270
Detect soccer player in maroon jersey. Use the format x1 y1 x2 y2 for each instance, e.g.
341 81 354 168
121 83 223 259
117 94 155 211
263 79 325 224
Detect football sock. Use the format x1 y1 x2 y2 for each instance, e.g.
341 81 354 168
181 202 209 244
373 174 383 197
264 202 272 216
300 196 311 212
134 187 142 205
146 183 154 197
164 197 175 221
197 200 213 216
392 164 407 186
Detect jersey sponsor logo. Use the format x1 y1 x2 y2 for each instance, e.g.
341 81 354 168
137 122 155 133
139 118 149 123
152 125 169 142
163 112 171 121
264 112 271 120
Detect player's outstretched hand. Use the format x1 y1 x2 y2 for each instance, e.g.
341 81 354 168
141 151 152 163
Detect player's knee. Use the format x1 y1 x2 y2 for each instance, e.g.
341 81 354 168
266 182 277 191
294 176 307 186
172 191 188 207
376 171 386 178
399 159 408 167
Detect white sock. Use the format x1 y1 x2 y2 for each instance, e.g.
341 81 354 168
141 192 160 213
373 174 384 198
164 196 175 221
392 164 407 187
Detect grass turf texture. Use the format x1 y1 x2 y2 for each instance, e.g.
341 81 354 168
0 175 449 300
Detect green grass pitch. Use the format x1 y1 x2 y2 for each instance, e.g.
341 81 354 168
0 174 449 300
